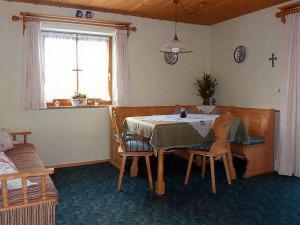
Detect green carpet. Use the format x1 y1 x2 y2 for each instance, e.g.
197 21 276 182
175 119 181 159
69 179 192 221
52 155 300 225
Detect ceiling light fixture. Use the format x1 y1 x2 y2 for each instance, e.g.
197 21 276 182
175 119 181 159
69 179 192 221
160 0 203 64
160 0 192 54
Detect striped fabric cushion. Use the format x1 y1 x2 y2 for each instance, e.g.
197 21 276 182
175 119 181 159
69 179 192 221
231 136 265 145
125 139 154 152
0 144 57 207
113 133 135 143
0 152 37 190
190 141 214 150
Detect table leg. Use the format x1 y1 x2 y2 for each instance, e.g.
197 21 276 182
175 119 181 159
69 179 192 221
155 149 165 195
130 156 139 177
226 144 236 180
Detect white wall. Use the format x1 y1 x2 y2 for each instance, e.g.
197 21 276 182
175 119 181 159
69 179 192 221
210 5 285 109
0 1 210 165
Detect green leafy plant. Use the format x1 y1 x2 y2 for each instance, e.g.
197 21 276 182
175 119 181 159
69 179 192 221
72 90 87 99
194 72 218 105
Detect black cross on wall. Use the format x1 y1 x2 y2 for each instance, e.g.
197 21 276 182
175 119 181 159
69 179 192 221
269 53 278 68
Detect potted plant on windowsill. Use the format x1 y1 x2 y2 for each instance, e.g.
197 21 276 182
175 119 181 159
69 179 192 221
71 91 87 106
194 72 218 105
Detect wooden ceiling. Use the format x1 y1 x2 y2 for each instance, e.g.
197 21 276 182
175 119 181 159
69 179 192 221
7 0 290 25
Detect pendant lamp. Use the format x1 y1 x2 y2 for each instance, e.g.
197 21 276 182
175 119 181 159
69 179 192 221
160 0 192 54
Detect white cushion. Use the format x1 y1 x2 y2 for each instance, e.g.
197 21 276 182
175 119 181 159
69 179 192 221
0 126 14 152
0 152 37 190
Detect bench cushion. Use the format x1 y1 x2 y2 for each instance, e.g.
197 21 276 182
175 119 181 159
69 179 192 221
190 136 265 151
231 136 265 145
113 133 135 143
190 141 214 150
125 139 154 152
0 144 57 207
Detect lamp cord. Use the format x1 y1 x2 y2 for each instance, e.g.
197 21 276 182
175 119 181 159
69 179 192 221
175 1 178 35
174 0 202 37
179 0 203 15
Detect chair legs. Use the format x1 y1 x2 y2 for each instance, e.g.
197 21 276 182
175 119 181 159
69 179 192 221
117 156 127 191
184 153 194 185
145 155 153 190
201 156 206 178
117 155 154 191
209 154 231 194
185 153 232 194
222 155 231 185
209 156 216 194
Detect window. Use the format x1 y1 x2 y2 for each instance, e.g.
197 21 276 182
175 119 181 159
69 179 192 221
43 31 112 107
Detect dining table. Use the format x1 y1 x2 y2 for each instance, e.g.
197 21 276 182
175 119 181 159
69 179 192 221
123 113 249 195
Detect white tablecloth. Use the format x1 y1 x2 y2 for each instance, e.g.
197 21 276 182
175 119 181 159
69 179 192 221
140 114 219 137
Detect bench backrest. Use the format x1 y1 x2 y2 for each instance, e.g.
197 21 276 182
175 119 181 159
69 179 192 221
218 106 275 138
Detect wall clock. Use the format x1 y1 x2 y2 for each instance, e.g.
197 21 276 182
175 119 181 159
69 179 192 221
164 52 178 65
234 46 247 63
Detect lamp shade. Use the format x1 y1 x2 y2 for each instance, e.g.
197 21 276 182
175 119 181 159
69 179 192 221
160 34 192 53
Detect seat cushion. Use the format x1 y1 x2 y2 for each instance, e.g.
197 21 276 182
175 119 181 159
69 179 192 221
190 141 214 150
0 152 37 190
125 139 154 152
0 126 14 152
2 144 57 206
113 133 135 143
231 136 265 145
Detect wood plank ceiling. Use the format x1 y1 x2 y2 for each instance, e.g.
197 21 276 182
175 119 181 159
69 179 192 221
7 0 290 25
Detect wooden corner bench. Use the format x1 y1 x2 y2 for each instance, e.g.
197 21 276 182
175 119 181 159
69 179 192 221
219 106 275 178
109 105 275 179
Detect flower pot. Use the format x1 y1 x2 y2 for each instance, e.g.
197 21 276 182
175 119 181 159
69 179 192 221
71 98 87 106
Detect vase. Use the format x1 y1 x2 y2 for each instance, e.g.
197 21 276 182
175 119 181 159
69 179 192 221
71 98 87 106
203 98 210 105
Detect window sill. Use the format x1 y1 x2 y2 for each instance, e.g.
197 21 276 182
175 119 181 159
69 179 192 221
45 105 111 110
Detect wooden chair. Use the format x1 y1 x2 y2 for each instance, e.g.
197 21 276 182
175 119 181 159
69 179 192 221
184 112 232 194
111 107 154 192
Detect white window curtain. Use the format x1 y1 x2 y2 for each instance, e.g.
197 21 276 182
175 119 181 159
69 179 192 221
113 30 133 106
277 13 300 177
22 20 46 109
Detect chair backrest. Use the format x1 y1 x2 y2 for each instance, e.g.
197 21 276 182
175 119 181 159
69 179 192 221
210 112 232 154
111 107 124 142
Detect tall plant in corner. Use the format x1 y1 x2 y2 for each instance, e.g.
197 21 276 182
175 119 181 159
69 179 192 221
194 72 218 105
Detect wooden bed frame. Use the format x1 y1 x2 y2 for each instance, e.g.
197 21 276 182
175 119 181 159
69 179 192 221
0 132 57 225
